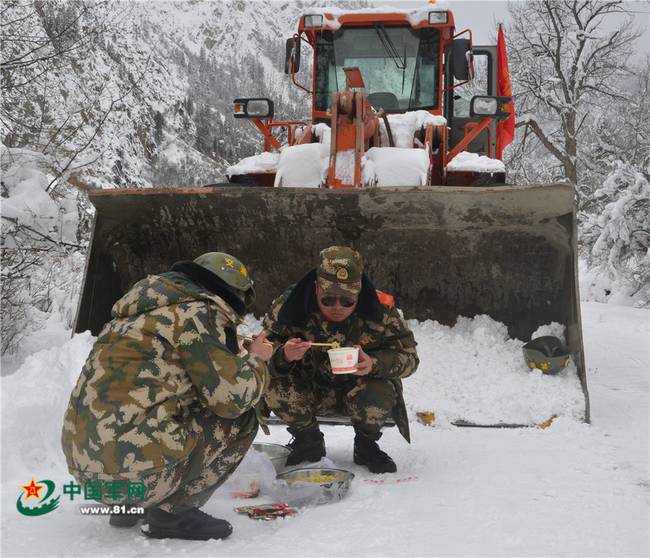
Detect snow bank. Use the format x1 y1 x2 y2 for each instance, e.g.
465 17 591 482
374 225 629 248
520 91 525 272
405 315 585 425
226 151 280 177
274 144 328 187
363 147 429 186
1 331 95 481
447 151 506 173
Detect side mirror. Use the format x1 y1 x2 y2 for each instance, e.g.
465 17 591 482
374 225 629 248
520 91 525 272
452 38 472 81
470 95 512 120
233 98 274 119
284 37 301 74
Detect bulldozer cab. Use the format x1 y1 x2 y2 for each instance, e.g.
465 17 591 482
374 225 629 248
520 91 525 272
310 25 441 114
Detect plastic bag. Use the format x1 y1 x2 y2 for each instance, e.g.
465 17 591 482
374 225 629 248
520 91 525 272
222 446 277 498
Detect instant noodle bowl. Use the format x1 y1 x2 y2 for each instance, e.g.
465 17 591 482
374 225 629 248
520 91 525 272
327 347 359 374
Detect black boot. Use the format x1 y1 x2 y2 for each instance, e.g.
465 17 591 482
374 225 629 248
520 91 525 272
353 430 397 474
109 509 146 528
285 423 326 466
141 507 233 540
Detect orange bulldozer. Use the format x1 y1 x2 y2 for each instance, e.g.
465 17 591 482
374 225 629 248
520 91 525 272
75 6 589 421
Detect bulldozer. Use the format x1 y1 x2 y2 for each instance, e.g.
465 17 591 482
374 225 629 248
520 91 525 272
74 5 589 423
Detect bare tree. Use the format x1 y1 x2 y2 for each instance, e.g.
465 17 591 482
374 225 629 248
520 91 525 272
1 0 145 353
1 0 144 191
507 0 641 186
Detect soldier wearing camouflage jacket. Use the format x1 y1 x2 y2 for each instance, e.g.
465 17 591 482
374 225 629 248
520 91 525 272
263 246 419 474
61 252 271 540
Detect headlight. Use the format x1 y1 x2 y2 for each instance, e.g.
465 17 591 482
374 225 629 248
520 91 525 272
303 14 323 28
428 11 448 24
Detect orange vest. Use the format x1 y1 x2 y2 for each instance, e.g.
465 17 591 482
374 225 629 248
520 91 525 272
375 289 394 308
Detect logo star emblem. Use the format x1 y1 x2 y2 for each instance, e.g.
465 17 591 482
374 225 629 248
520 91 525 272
21 478 44 500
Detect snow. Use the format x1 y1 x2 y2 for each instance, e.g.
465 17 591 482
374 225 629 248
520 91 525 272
334 149 355 183
266 114 447 187
381 111 447 149
447 151 506 173
1 148 79 245
363 147 429 187
273 144 328 187
309 3 450 30
403 315 585 425
2 302 648 556
226 152 280 177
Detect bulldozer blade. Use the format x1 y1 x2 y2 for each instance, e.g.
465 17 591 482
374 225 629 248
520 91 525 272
75 184 589 421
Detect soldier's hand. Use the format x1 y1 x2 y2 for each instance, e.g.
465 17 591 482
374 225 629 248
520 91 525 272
353 345 374 376
283 338 312 362
248 331 273 362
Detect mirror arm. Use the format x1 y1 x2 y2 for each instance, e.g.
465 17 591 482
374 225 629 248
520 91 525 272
291 67 312 94
446 117 492 162
250 119 282 152
290 35 312 95
444 79 471 92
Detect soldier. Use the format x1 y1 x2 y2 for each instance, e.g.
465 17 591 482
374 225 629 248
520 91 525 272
61 252 272 540
262 246 419 474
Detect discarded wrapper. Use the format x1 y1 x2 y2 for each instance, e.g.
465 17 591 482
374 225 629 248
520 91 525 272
234 503 298 520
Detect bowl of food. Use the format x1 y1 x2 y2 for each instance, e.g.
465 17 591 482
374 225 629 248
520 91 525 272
327 347 359 374
252 443 291 473
276 467 355 505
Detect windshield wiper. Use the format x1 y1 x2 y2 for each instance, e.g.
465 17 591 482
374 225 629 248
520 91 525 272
375 24 407 94
375 25 406 71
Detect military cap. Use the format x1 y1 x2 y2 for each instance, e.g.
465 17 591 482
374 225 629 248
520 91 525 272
317 246 363 295
523 336 571 375
194 252 256 307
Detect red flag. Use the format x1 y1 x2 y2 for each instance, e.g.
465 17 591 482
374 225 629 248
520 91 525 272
496 24 515 158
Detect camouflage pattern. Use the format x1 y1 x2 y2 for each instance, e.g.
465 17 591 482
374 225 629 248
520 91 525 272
262 291 419 442
266 374 397 437
194 252 256 307
74 408 256 513
61 270 269 483
317 246 363 295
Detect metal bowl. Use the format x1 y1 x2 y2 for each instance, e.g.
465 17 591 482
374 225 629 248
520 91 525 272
276 467 355 505
252 443 290 473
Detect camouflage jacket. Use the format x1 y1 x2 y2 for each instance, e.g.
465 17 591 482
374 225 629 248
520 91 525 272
262 270 419 441
61 271 269 479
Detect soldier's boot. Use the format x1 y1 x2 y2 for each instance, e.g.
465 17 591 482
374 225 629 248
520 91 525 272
141 507 232 540
353 430 397 474
109 509 147 528
285 423 326 466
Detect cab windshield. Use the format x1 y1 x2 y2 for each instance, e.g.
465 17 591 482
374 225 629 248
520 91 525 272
314 26 440 112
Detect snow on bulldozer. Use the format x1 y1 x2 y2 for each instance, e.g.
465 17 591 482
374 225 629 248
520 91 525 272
75 5 589 424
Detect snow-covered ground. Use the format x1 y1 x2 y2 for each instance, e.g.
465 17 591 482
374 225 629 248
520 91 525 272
1 301 648 557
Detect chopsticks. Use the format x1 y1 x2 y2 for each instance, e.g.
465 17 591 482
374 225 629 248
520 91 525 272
237 334 339 349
